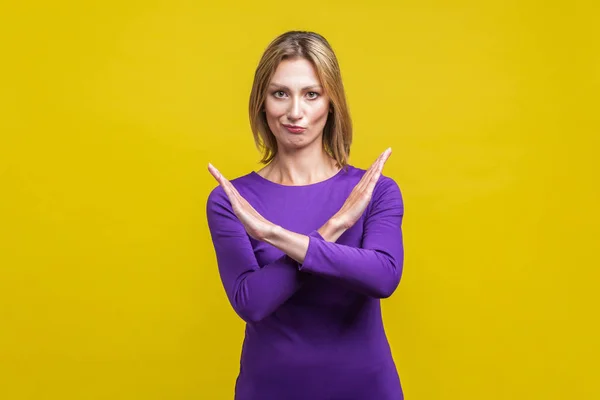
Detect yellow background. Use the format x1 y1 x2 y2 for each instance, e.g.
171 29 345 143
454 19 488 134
1 1 598 399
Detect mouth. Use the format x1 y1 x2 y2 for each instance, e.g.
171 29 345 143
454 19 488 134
282 124 306 134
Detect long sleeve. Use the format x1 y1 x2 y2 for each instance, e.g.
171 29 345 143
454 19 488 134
206 187 303 323
298 177 404 298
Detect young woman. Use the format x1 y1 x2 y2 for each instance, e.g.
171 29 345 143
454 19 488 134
206 31 405 399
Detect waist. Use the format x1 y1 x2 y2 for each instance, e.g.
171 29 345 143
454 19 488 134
240 325 393 370
235 352 402 400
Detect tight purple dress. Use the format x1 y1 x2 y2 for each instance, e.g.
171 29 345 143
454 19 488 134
206 165 405 399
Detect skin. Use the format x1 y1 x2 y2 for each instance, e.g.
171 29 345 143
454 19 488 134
208 57 392 263
260 57 339 186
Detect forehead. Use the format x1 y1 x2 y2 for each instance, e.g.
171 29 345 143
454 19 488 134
270 58 321 86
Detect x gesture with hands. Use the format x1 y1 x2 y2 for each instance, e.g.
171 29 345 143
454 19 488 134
207 148 392 261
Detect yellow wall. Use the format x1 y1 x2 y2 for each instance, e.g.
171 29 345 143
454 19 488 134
1 1 598 399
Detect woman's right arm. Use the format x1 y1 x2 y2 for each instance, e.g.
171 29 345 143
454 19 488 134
206 187 303 323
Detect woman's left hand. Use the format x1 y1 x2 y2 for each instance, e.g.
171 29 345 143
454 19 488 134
329 147 392 230
208 163 276 241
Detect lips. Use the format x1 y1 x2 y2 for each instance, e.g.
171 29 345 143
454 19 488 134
283 124 306 134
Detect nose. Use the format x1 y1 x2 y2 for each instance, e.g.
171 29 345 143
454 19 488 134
287 97 303 121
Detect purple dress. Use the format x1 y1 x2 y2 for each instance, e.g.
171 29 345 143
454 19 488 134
206 165 405 399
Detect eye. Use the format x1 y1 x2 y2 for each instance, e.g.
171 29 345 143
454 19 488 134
306 91 319 99
273 90 287 98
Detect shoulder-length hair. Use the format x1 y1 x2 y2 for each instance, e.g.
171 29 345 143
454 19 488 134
249 31 352 168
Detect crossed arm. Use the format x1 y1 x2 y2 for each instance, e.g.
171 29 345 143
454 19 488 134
206 150 404 323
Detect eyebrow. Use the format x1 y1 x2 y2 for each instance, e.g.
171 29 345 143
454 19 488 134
268 83 323 90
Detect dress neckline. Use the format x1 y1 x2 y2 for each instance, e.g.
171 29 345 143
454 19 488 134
249 165 351 188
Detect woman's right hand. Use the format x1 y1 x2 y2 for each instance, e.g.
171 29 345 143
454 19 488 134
208 162 277 241
319 148 392 241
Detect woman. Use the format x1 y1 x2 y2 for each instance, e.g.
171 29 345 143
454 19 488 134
206 31 404 400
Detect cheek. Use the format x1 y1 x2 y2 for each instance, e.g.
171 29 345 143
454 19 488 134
309 100 330 123
264 99 285 118
264 100 283 135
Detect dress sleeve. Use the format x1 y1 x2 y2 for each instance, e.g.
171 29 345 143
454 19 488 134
206 186 303 323
298 177 404 298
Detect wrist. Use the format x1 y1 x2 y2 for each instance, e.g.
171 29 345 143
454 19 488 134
318 218 346 242
262 223 283 243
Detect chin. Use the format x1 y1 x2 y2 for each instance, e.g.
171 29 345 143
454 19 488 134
282 134 324 151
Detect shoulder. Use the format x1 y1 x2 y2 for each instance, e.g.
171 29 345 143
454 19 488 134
373 175 403 211
377 175 402 196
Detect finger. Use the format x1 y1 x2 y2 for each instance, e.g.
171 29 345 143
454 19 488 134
369 149 387 173
229 181 246 206
378 147 392 172
355 151 384 190
208 164 228 190
365 169 381 195
365 148 392 194
208 165 264 226
208 164 239 207
224 179 255 217
370 148 391 176
355 149 388 192
208 163 234 192
223 180 242 207
214 171 244 202
374 148 391 175
372 147 391 175
207 163 222 182
208 163 236 196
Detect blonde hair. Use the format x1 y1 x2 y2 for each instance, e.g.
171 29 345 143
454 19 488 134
249 31 352 168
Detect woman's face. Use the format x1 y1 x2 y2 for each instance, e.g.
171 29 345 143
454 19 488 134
264 57 331 152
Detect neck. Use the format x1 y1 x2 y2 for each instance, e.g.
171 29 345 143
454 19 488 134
259 145 340 186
